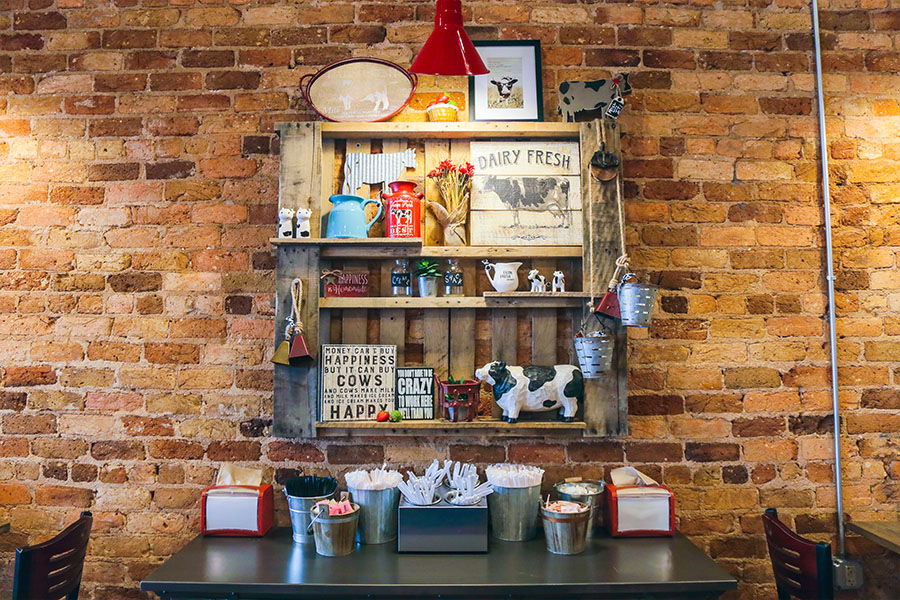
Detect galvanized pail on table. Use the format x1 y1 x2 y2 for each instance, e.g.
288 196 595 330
541 503 591 555
487 483 541 541
285 488 335 544
554 480 605 538
348 486 400 544
308 503 360 557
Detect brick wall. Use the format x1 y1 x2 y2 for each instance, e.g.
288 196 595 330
0 0 898 598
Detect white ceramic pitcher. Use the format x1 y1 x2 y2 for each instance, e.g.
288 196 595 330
483 261 522 293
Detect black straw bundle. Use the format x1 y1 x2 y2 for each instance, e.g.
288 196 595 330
285 475 337 498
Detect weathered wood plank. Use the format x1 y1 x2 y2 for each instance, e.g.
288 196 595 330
531 258 557 365
278 122 322 236
379 259 406 364
424 309 450 378
471 210 583 246
273 245 319 437
449 308 475 381
490 308 517 418
318 138 335 237
318 121 581 139
580 119 621 299
470 141 580 176
341 259 368 344
579 119 626 437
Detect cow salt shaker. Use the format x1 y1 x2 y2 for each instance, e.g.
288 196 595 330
278 207 294 238
552 271 565 293
528 269 546 293
295 208 312 238
475 362 584 423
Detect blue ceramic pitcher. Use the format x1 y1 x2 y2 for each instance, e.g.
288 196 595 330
325 195 383 239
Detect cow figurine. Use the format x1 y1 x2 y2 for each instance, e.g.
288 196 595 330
528 269 546 293
295 207 312 238
557 73 632 123
552 270 565 293
490 77 518 103
475 361 584 423
277 207 294 238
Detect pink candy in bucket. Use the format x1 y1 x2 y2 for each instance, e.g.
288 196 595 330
314 498 354 516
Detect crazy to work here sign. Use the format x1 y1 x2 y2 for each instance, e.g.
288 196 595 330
320 345 396 422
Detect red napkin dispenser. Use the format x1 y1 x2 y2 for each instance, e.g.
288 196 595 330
201 484 273 537
605 483 674 537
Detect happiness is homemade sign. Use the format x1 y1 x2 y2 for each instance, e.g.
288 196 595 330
320 345 396 422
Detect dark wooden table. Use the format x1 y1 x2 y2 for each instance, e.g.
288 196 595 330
848 521 900 554
141 527 737 599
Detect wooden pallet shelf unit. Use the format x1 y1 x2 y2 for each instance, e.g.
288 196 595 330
273 120 627 438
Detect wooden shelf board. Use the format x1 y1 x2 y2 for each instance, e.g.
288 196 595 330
271 238 423 247
273 239 582 259
317 121 581 140
484 292 591 298
422 246 583 258
320 295 588 308
316 418 587 437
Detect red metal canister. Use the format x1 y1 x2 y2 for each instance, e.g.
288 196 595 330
382 181 423 239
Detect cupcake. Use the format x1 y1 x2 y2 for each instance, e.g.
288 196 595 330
426 94 459 122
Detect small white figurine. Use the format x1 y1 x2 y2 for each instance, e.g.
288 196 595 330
527 268 546 293
552 271 565 293
295 208 312 238
278 207 294 238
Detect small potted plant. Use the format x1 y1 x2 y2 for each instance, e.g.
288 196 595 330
414 260 442 297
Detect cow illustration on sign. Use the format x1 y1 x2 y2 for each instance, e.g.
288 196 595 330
557 73 632 122
481 177 572 227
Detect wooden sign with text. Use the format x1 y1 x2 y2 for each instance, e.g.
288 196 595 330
470 141 582 246
320 345 396 422
396 367 435 420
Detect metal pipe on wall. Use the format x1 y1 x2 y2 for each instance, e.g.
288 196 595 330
810 0 846 557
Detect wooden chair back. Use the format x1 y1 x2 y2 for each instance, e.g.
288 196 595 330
12 511 93 600
763 508 834 600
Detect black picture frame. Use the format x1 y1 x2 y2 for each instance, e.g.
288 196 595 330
469 40 544 122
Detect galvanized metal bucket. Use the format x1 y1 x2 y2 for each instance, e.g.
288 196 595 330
554 480 605 538
487 484 540 541
541 503 591 555
617 278 658 327
574 333 614 377
285 488 335 544
308 503 360 557
348 486 400 544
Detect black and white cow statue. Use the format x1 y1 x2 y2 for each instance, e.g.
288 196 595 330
557 73 632 122
475 362 584 423
490 77 518 100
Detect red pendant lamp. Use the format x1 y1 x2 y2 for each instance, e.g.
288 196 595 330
410 0 489 76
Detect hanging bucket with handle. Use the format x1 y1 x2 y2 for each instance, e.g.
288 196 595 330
617 274 658 327
574 312 614 378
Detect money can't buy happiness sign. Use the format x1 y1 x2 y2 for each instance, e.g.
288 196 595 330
320 345 396 422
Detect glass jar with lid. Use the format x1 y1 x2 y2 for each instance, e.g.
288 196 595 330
444 259 464 296
391 259 412 296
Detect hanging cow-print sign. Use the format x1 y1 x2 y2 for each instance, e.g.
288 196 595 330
469 141 582 245
557 73 632 123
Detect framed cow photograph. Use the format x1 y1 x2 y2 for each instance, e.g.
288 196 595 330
469 40 543 122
